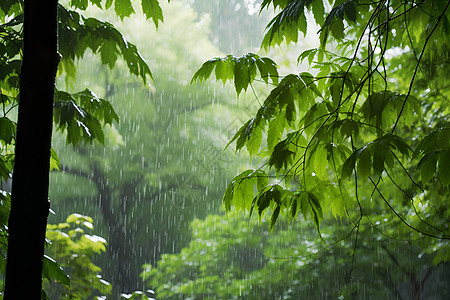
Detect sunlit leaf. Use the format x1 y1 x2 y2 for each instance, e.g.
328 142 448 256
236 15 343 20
142 0 164 28
114 0 135 19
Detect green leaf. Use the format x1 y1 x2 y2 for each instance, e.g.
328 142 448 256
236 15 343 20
114 0 135 19
235 175 256 212
70 0 89 10
256 189 272 217
267 111 285 152
417 152 438 184
232 118 263 154
270 205 281 232
99 40 119 69
0 154 13 180
246 121 263 156
372 143 385 176
0 117 15 144
50 147 61 171
289 193 301 221
142 0 164 28
344 0 357 22
42 255 70 287
66 213 94 225
234 55 255 95
215 57 234 84
299 192 310 219
310 0 325 25
314 146 328 179
255 170 269 190
223 170 254 212
191 58 220 83
223 180 235 212
308 192 323 238
342 150 359 180
105 0 113 9
255 185 281 218
261 0 309 48
269 139 296 171
330 77 343 107
438 150 450 186
340 119 359 139
357 148 371 180
192 54 277 91
256 57 279 85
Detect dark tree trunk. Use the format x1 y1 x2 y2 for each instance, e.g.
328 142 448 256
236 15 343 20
4 0 59 297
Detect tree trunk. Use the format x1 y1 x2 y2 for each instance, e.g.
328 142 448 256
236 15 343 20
4 0 59 297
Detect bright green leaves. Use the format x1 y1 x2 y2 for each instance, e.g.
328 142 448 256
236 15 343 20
203 0 450 249
70 0 90 10
0 0 21 20
342 134 411 181
227 117 264 156
223 170 268 213
54 89 119 145
262 0 308 48
223 72 321 156
234 55 257 95
58 6 153 84
260 0 327 49
68 0 165 25
50 147 61 171
115 0 135 19
45 214 111 298
192 53 279 95
142 0 164 28
260 0 358 48
267 110 286 152
223 169 327 233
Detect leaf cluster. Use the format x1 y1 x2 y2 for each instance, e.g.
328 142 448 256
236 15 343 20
194 0 450 243
54 89 119 145
45 213 111 299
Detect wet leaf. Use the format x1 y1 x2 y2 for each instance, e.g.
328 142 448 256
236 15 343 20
42 255 70 287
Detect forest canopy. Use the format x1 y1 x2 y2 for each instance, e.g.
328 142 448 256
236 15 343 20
0 0 449 299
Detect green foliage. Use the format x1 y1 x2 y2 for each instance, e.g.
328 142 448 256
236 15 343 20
49 1 244 294
45 213 111 299
195 0 450 259
42 255 71 288
144 211 450 299
67 0 167 24
0 0 162 297
192 53 279 95
54 89 119 145
58 5 153 84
